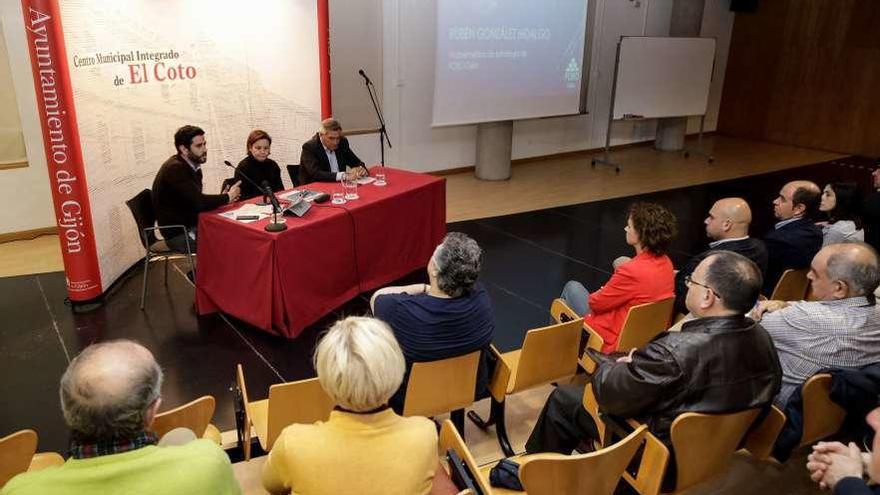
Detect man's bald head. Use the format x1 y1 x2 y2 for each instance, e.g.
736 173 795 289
705 197 753 240
808 242 880 301
60 340 163 441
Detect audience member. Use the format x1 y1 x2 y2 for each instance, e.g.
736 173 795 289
371 233 494 413
152 125 241 255
526 251 780 456
807 405 880 494
560 202 677 352
763 180 823 294
261 317 439 495
865 167 880 252
235 129 284 200
754 242 880 407
819 182 864 246
673 197 768 315
1 340 240 495
299 118 368 185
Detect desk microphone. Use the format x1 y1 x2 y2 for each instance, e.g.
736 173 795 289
223 160 265 202
223 160 287 232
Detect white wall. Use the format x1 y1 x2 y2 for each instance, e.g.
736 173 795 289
0 2 55 235
0 0 734 233
377 0 734 172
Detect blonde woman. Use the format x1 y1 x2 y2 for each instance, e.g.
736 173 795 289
261 317 440 495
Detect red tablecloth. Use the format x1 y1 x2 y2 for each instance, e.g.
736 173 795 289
195 167 446 338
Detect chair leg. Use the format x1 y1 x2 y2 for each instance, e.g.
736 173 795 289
468 397 499 429
163 254 169 286
140 254 151 310
468 398 514 457
450 409 466 442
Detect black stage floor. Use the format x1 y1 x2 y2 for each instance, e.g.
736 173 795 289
2 156 875 455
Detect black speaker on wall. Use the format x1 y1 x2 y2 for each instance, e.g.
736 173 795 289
730 0 759 12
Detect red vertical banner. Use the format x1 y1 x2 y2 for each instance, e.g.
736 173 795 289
20 0 102 301
317 0 332 118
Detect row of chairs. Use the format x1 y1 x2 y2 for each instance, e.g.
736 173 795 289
0 268 826 491
234 346 489 461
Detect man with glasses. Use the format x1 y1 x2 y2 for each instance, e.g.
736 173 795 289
525 250 781 455
754 242 880 408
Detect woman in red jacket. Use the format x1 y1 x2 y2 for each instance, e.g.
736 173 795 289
561 202 677 353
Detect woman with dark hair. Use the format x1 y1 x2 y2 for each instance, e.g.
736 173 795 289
819 182 864 246
560 202 677 352
235 129 284 200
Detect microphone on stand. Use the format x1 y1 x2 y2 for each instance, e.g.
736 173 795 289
223 160 287 232
259 180 283 212
358 68 372 85
357 68 391 168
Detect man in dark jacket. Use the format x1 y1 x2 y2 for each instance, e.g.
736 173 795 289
525 251 782 453
674 197 768 314
763 180 823 294
864 167 880 252
299 118 368 185
152 125 240 254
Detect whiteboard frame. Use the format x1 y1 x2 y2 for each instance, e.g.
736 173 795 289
612 36 716 120
592 36 717 172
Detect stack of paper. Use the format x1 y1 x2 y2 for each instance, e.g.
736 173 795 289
219 203 275 223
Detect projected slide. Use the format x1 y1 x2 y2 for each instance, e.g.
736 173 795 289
432 0 588 126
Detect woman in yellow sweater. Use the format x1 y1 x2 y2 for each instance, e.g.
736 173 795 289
261 316 440 495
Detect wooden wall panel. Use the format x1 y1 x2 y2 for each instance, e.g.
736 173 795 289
718 0 880 157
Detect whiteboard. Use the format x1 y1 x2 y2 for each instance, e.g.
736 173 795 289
612 37 716 120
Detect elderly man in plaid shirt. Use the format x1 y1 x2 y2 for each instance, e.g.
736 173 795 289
755 242 880 407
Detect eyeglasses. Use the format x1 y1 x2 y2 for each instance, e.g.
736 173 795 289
684 274 721 299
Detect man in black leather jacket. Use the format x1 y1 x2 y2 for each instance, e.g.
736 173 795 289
525 250 782 454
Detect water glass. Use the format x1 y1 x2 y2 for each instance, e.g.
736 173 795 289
374 171 387 186
343 178 359 200
331 191 346 204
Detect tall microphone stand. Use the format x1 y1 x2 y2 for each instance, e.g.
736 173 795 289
223 161 287 232
359 69 391 167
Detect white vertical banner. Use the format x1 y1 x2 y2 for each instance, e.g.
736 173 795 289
57 0 322 291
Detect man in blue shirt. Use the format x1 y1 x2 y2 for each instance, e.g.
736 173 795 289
371 233 495 413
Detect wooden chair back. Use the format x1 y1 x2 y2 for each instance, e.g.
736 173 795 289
28 453 64 472
152 395 216 439
235 364 254 460
800 373 846 446
616 297 674 351
439 420 493 495
0 429 38 488
266 377 335 450
519 425 648 495
741 405 786 460
670 409 761 493
581 382 607 447
550 298 579 323
485 345 513 403
510 318 583 394
769 268 810 301
404 351 481 418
